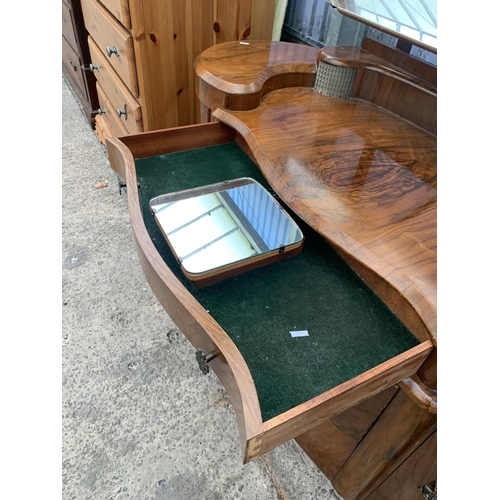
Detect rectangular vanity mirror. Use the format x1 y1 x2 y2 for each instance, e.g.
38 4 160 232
150 178 304 287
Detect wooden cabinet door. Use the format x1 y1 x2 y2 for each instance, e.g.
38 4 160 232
366 432 437 500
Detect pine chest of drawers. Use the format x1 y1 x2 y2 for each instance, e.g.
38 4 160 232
80 0 275 142
62 0 99 125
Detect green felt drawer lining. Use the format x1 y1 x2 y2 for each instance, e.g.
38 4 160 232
135 143 419 422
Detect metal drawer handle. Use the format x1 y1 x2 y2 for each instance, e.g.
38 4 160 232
86 63 99 72
116 104 127 120
418 485 437 499
196 349 217 375
106 45 120 57
93 108 107 115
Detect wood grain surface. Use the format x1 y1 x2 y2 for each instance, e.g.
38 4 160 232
194 40 318 112
88 37 143 134
82 0 139 96
214 88 437 343
95 82 128 137
295 386 397 480
366 431 437 500
361 38 436 87
99 0 131 29
332 388 436 499
127 0 275 129
248 340 432 462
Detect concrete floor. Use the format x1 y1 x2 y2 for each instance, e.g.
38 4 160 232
61 75 343 500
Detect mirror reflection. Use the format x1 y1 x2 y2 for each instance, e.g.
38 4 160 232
150 179 303 280
327 0 437 50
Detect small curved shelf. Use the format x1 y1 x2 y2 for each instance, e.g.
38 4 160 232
194 40 319 112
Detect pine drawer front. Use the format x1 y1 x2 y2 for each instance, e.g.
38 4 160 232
81 0 138 97
95 113 114 144
99 0 131 29
89 37 142 134
96 82 129 137
62 36 86 93
62 1 78 50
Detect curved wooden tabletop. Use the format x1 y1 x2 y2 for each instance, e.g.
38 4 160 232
214 88 437 343
194 40 319 111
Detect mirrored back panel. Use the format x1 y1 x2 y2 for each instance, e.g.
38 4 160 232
327 0 437 52
150 178 304 287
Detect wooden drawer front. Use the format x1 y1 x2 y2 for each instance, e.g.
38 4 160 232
89 37 142 134
62 36 86 94
99 0 131 29
62 1 78 51
96 82 128 138
81 0 138 97
95 113 114 145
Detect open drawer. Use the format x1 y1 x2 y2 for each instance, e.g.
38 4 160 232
106 121 434 463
